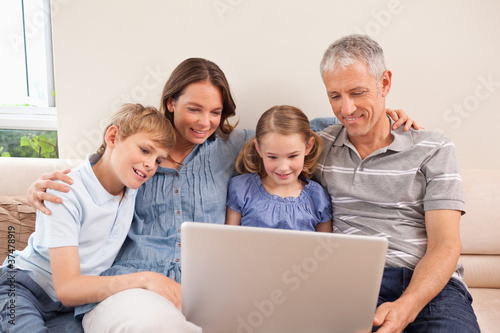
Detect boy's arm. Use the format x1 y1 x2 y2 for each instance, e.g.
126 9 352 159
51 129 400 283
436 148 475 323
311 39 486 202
49 247 182 310
225 206 242 225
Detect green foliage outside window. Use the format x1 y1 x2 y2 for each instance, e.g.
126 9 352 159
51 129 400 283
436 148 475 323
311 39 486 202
0 129 58 158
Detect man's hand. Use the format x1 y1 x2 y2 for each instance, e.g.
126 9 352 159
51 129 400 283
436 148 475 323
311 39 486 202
373 298 417 333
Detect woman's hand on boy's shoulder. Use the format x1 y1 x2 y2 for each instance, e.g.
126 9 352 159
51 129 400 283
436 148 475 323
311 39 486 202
27 169 74 215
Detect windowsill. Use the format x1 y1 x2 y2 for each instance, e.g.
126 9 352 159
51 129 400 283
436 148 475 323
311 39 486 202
0 106 57 131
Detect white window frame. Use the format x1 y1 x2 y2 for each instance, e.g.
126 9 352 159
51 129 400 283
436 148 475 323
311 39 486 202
0 0 57 131
0 106 57 130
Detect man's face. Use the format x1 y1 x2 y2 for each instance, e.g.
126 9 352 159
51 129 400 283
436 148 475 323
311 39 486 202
322 61 391 139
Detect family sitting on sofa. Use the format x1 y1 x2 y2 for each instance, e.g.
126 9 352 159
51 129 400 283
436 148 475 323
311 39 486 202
0 35 480 333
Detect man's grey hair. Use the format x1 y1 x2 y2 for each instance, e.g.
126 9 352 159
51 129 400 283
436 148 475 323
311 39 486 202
320 34 387 83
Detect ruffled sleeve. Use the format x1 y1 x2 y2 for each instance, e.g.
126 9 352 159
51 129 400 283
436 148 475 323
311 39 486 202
226 174 253 213
305 179 333 224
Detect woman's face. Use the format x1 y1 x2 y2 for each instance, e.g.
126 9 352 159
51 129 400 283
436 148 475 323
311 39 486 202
167 81 223 146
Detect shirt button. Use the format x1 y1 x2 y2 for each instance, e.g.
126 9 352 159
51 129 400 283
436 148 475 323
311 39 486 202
176 211 180 215
178 243 181 247
175 259 179 262
178 228 181 232
175 189 179 194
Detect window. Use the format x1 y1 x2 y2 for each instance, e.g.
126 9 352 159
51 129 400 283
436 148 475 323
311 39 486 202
0 0 58 158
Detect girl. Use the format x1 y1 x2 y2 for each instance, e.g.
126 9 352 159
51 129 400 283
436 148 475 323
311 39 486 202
226 105 333 232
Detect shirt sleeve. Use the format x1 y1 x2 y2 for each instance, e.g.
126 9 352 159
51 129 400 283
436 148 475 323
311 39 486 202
420 138 465 214
308 180 333 224
36 187 82 248
310 117 340 132
226 175 247 213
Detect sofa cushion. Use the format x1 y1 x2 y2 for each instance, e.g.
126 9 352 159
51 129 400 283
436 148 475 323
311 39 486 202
469 288 500 333
0 195 36 262
460 170 500 255
460 254 500 288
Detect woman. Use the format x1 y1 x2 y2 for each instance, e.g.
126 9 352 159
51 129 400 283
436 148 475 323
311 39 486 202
27 58 415 332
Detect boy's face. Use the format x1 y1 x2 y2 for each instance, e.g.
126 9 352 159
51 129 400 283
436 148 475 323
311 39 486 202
112 131 170 189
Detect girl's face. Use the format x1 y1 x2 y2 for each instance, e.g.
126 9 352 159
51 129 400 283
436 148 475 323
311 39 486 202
167 81 223 146
255 132 314 188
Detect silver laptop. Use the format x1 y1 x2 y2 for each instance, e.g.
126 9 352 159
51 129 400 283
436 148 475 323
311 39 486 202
181 222 388 333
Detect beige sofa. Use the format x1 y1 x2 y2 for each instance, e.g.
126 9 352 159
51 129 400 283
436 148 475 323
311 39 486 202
1 157 499 332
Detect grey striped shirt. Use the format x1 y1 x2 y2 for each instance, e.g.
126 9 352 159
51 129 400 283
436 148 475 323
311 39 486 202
314 123 465 278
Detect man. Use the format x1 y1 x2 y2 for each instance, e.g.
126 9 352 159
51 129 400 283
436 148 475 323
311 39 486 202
314 34 480 333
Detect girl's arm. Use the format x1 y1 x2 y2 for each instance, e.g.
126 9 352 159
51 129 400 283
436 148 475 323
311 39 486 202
225 206 242 225
49 247 182 310
315 219 333 233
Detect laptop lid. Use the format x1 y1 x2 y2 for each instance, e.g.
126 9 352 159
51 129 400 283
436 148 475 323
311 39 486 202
181 222 388 333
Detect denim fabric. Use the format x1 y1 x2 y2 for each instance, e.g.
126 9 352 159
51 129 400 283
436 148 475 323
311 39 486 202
374 267 480 333
0 267 83 333
309 116 340 132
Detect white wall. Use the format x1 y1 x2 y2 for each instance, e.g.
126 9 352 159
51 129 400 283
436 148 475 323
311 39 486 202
52 0 500 169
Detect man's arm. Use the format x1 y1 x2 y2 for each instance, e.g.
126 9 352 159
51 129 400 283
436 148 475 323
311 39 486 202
373 209 462 333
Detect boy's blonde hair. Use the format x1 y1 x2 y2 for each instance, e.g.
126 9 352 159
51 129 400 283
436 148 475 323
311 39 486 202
97 103 176 155
236 105 323 179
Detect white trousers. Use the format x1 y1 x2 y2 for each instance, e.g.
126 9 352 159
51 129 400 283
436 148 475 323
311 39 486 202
82 288 202 333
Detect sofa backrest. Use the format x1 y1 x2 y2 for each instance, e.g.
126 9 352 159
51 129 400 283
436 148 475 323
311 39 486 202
459 169 500 289
0 158 499 289
0 157 82 196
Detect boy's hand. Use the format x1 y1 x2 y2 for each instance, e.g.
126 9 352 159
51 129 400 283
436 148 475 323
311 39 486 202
143 272 182 311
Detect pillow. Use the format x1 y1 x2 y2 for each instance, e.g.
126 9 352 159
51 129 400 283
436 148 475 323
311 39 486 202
0 195 36 262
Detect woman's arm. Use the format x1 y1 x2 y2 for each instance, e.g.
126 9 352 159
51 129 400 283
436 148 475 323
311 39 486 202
310 109 420 133
386 108 421 131
49 247 182 310
225 206 242 225
27 169 74 215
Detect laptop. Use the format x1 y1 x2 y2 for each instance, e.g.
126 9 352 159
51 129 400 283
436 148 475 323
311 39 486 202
181 222 388 333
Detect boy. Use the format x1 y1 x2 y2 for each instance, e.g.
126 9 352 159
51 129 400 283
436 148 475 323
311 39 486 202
0 103 175 331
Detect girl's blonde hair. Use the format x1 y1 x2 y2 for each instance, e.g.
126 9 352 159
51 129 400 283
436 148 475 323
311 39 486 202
97 103 176 155
236 105 323 179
